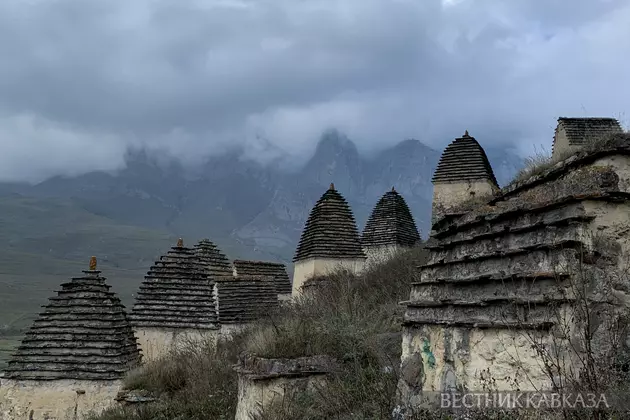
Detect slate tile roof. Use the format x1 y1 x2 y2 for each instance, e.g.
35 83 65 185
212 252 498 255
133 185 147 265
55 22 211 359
294 184 366 262
431 131 498 186
129 239 218 330
4 258 141 381
557 117 623 146
194 238 232 277
214 275 279 324
361 187 421 248
232 260 292 295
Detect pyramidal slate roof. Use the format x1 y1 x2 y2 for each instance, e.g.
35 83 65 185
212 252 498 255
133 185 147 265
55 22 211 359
361 187 421 248
195 238 232 277
130 239 218 330
214 275 279 324
432 131 498 187
232 260 292 295
557 117 623 146
4 257 141 381
294 184 366 262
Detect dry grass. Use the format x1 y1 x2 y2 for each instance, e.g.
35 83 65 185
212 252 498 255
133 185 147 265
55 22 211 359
511 132 630 185
248 246 428 419
90 332 249 420
90 246 428 420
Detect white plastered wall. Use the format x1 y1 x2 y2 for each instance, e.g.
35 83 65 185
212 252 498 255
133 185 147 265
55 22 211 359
134 327 219 362
432 180 498 218
0 378 121 420
291 257 366 296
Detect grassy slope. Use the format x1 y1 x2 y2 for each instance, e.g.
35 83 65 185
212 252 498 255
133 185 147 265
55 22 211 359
92 248 429 420
0 195 298 369
0 196 176 368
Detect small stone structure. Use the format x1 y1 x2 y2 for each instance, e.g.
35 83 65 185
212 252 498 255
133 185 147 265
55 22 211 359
361 187 421 264
195 238 233 277
0 258 140 420
292 183 366 296
399 128 630 411
234 354 338 420
129 239 219 361
551 117 622 161
214 275 279 336
431 131 499 219
232 259 292 301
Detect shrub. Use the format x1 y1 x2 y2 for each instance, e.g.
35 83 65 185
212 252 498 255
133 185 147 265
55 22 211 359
91 246 431 420
249 246 428 419
511 131 630 185
90 331 248 420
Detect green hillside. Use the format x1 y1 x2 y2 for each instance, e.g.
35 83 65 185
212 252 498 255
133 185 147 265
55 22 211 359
0 196 177 368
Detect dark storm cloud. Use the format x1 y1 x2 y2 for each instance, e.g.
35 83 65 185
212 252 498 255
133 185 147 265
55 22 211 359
0 0 628 181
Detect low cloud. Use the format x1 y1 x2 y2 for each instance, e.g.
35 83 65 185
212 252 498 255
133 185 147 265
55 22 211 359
0 0 628 182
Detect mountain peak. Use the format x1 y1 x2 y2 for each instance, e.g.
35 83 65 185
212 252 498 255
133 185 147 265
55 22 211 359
314 129 358 155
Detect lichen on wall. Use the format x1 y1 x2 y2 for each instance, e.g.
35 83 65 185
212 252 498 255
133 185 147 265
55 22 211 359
400 146 630 411
0 379 122 420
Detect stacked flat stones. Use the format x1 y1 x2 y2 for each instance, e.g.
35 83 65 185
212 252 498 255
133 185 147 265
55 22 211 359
432 132 498 187
557 117 622 146
4 258 140 380
232 260 292 295
361 187 421 248
130 239 218 329
294 183 366 262
195 238 232 277
214 276 278 324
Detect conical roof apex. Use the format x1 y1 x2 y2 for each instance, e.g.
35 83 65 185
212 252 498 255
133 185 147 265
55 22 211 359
4 258 141 381
130 239 219 330
294 185 365 262
362 188 421 248
432 132 498 186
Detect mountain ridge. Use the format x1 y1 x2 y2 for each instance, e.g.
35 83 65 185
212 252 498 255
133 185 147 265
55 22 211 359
0 134 524 265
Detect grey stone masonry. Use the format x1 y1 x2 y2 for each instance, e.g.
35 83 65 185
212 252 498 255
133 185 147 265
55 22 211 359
4 257 141 381
361 187 421 248
195 238 232 277
431 131 498 186
294 183 366 262
405 143 630 331
557 117 622 146
232 260 292 295
130 239 219 329
214 275 279 324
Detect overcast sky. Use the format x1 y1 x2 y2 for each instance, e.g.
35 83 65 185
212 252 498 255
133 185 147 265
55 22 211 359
0 0 629 182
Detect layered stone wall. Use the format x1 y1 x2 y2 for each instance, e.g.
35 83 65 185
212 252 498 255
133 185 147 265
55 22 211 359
215 276 279 330
232 260 292 301
130 241 220 362
0 379 122 420
400 146 630 409
292 184 366 297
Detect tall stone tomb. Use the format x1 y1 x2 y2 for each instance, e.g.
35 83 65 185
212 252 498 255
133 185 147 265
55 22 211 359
194 238 233 277
0 258 140 420
129 239 219 361
551 117 622 161
399 124 630 411
232 259 292 301
361 187 421 264
292 183 366 296
431 131 499 221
